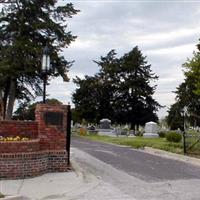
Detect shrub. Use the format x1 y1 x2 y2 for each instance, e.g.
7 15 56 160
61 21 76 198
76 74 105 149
166 131 182 143
158 131 166 138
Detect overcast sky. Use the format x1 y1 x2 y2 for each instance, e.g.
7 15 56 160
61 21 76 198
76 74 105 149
46 0 200 118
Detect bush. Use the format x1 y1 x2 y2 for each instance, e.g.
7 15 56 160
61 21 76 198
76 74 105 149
166 131 182 143
158 131 166 138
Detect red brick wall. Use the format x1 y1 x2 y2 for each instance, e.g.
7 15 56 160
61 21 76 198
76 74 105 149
0 150 68 179
0 121 38 138
35 104 67 151
0 104 69 179
0 139 40 153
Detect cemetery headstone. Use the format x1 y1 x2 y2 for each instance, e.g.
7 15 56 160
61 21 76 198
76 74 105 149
99 118 111 129
143 121 158 138
98 119 116 136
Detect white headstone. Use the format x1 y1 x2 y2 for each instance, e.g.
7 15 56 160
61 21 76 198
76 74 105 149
143 121 158 138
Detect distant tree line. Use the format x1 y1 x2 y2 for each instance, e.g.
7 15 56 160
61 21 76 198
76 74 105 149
72 47 161 130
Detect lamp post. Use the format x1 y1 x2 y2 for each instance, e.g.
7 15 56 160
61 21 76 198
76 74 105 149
128 87 133 130
41 45 50 104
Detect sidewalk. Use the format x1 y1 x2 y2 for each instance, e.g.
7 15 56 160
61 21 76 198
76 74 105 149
0 168 84 200
2 146 200 200
0 162 103 200
0 154 135 200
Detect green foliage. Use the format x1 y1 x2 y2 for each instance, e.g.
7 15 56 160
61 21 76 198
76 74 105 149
71 108 82 123
158 131 166 138
167 102 184 130
13 98 62 120
81 118 88 126
73 47 160 127
73 76 102 123
167 48 200 129
166 131 182 143
183 52 200 95
0 1 79 119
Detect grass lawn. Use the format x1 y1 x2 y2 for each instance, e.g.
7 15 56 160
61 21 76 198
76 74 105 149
81 134 184 154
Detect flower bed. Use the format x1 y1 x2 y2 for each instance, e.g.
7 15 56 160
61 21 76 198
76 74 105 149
0 136 29 142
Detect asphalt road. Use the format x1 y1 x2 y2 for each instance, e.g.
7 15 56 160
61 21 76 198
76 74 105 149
71 136 200 182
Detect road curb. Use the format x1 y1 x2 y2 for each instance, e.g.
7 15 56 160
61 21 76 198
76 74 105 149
1 196 29 200
70 148 89 180
70 159 84 178
144 147 200 167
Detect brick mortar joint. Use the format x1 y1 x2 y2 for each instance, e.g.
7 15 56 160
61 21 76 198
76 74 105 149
0 150 67 157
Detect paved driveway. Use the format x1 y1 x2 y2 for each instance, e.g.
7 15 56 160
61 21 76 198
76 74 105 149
72 136 200 182
71 136 200 200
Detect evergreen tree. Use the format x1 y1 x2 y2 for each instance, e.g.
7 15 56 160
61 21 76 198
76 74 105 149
167 102 184 130
0 0 79 119
73 47 160 128
73 75 101 123
93 50 120 122
115 47 159 129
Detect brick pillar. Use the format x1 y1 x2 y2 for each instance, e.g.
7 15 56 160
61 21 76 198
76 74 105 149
35 104 68 151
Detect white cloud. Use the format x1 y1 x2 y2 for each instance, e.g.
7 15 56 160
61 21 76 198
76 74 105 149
129 27 200 46
147 43 196 56
47 1 200 118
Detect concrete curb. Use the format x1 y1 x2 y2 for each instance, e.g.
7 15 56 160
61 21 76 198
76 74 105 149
143 147 200 167
1 196 29 200
70 159 84 178
70 149 86 179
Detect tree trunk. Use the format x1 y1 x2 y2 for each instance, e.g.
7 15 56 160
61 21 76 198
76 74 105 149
2 79 10 119
5 78 16 120
131 122 135 132
0 90 3 120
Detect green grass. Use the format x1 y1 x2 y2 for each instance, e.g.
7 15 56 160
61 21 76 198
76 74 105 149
81 135 183 154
